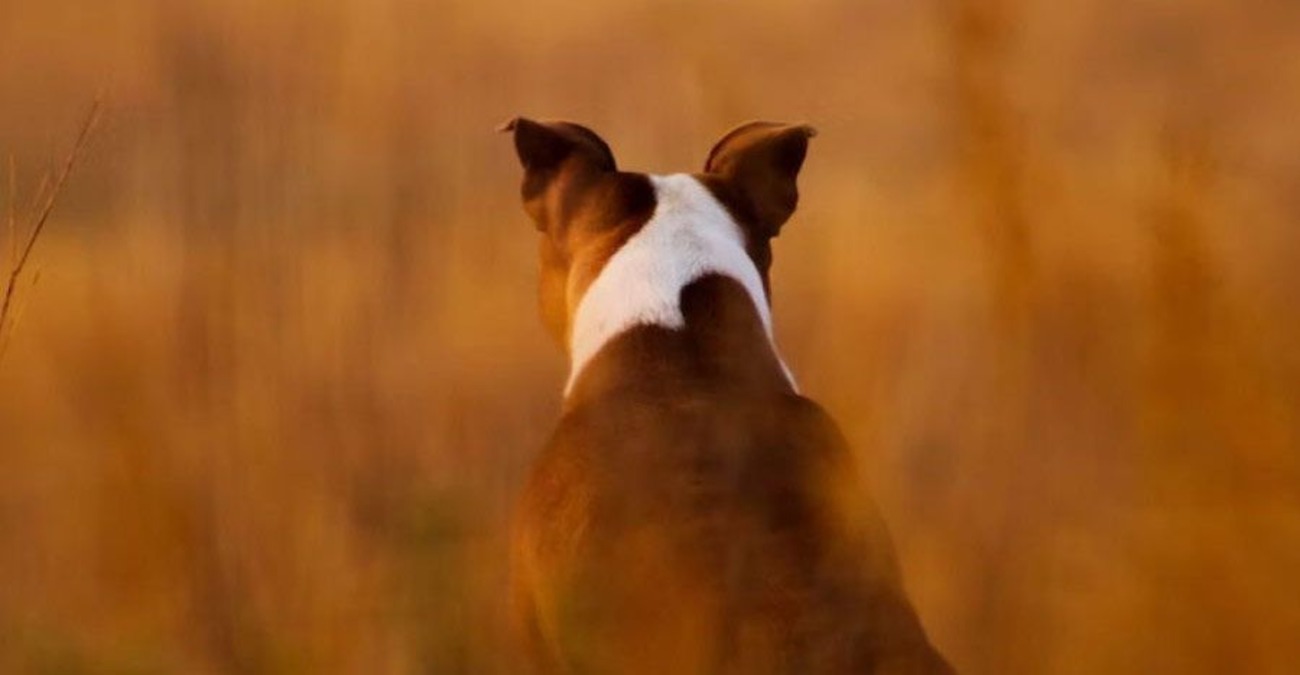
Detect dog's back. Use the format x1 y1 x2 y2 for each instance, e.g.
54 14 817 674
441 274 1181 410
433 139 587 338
517 392 947 673
502 119 953 673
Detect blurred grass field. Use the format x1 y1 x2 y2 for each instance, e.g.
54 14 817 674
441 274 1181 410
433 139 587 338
1 0 1299 673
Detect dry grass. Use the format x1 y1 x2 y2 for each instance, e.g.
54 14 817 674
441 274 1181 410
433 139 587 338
1 1 1298 673
0 98 102 361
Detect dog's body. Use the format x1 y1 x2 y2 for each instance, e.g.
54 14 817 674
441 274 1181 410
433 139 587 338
504 119 952 674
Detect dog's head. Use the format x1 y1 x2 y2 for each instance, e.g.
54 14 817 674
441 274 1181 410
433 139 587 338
501 118 815 350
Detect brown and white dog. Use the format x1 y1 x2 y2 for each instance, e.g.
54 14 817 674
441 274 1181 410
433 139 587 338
502 118 953 674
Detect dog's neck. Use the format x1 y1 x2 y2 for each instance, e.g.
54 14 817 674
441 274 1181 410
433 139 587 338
564 173 796 398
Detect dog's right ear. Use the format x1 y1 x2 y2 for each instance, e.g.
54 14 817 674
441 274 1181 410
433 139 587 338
499 118 617 232
703 121 815 238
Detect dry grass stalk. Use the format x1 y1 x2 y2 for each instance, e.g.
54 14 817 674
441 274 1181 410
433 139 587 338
0 97 103 360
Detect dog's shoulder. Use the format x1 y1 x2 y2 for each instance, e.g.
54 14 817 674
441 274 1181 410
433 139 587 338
520 388 876 550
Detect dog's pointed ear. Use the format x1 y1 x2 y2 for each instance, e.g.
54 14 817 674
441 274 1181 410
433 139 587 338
499 117 617 231
703 121 816 237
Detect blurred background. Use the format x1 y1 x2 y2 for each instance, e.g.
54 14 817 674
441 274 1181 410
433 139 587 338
1 0 1298 673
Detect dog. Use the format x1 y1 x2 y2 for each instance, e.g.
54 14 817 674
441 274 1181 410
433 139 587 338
502 118 953 674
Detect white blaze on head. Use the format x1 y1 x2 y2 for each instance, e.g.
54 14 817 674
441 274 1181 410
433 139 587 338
564 173 796 396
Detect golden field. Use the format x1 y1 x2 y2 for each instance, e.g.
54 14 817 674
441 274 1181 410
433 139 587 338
1 0 1298 672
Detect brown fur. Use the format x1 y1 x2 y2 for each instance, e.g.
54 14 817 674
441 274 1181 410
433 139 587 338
503 119 953 674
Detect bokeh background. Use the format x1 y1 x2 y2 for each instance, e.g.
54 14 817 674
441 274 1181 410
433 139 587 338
1 0 1298 673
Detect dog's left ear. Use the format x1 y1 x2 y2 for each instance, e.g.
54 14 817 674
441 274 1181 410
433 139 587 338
703 121 816 237
499 117 617 232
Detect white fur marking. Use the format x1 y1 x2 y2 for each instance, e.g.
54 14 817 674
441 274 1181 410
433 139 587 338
565 174 796 396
